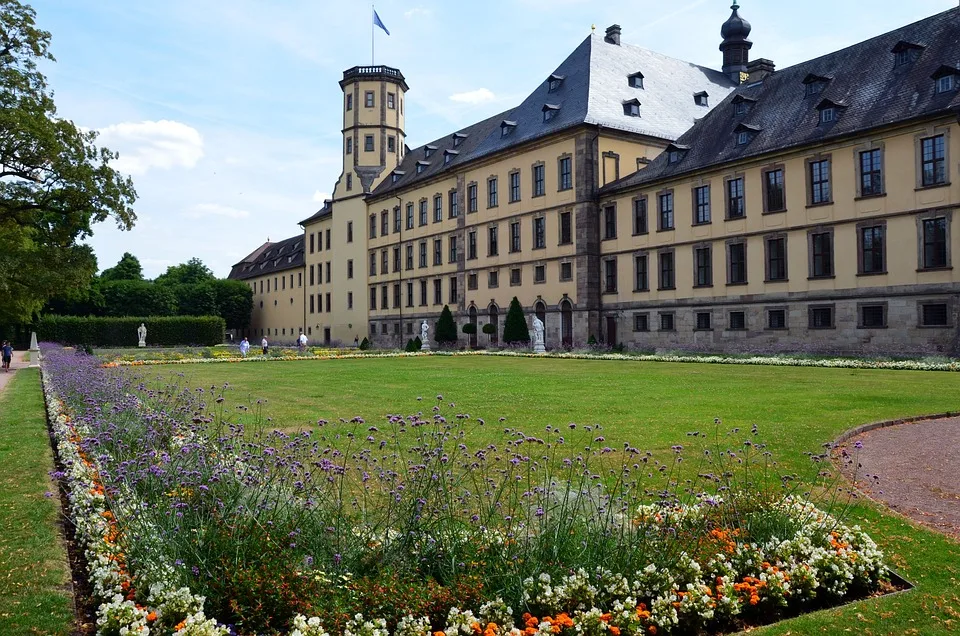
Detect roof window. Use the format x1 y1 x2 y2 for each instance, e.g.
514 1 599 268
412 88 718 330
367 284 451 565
542 104 561 122
932 66 960 94
500 120 517 137
452 132 468 148
816 98 846 124
694 91 709 107
424 144 437 159
622 98 641 117
802 73 832 97
628 72 644 89
547 73 565 92
734 123 760 145
443 149 459 164
665 143 689 164
891 41 924 67
416 161 430 174
391 170 405 183
732 94 757 115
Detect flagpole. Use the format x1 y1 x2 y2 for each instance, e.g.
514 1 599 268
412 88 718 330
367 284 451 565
371 4 375 65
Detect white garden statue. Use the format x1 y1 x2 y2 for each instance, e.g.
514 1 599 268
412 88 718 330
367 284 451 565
532 315 546 353
420 320 431 351
137 323 147 348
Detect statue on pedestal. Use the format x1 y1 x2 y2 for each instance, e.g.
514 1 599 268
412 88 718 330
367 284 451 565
420 320 431 351
533 316 546 353
137 323 147 348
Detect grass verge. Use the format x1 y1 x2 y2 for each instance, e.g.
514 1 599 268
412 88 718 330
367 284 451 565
0 369 74 635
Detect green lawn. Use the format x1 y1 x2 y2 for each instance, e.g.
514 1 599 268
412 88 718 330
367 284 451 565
147 356 960 635
0 369 74 635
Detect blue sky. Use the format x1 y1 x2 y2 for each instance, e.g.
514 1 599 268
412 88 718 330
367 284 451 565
31 0 957 278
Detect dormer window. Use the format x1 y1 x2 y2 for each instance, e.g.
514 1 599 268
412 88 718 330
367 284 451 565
802 73 831 97
896 49 910 66
452 132 468 148
628 72 644 89
424 145 437 159
443 149 459 164
932 66 960 94
734 123 760 146
547 73 565 92
892 41 924 67
542 104 560 122
732 95 756 115
500 120 517 137
416 161 429 174
736 131 749 145
938 75 954 93
694 91 709 107
665 144 689 164
622 98 641 117
816 99 845 125
391 170 405 183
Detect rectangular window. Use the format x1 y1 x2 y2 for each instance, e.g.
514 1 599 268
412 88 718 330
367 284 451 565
364 135 375 152
418 241 427 268
633 197 648 234
728 242 747 284
381 285 388 310
604 258 617 293
921 135 946 186
393 247 401 273
406 203 414 229
534 217 546 249
694 185 711 224
309 264 315 286
726 177 745 218
560 211 572 245
634 254 648 291
810 231 833 277
433 239 442 266
658 192 674 230
449 190 459 218
921 303 949 326
510 268 521 286
558 157 572 191
764 168 785 212
860 224 885 274
694 246 712 287
420 280 427 306
809 158 831 204
449 277 458 304
488 270 499 288
488 177 498 208
434 195 443 223
468 184 478 213
325 261 330 282
433 279 442 305
325 230 330 250
380 250 388 275
659 251 675 290
766 237 787 281
365 91 374 108
315 265 321 286
406 245 413 271
393 208 401 233
860 304 886 328
728 311 746 330
603 205 617 239
381 211 389 236
509 172 521 202
489 226 499 256
468 231 477 260
533 164 545 196
695 312 712 330
467 273 478 290
560 262 572 281
809 306 834 329
534 265 546 283
387 92 395 109
659 313 675 331
449 236 458 263
387 136 396 153
922 217 948 268
406 282 413 307
309 233 315 253
859 149 883 196
768 308 786 329
634 313 649 332
369 215 376 239
309 294 315 314
345 137 353 154
510 221 521 252
346 221 353 243
369 287 376 310
347 259 354 279
391 284 400 309
346 93 353 111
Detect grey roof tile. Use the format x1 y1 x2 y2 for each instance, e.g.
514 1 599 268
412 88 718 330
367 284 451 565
228 234 305 281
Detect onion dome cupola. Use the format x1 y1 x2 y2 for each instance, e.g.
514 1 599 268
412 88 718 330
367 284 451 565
720 1 753 83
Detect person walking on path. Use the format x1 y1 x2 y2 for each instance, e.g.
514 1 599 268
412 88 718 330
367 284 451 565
298 332 308 352
261 336 269 355
1 341 12 372
239 337 250 358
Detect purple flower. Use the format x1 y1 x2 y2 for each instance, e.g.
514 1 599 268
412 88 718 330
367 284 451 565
854 441 863 450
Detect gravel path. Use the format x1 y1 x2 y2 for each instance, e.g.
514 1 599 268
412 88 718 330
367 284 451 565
843 417 960 539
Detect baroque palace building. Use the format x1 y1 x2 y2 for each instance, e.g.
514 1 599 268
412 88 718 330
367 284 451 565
230 4 960 355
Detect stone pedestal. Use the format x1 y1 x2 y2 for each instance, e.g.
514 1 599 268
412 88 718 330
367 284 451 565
29 331 39 353
533 342 546 354
420 341 431 351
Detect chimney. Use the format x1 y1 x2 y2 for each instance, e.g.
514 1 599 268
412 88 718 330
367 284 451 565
604 24 621 45
746 58 775 83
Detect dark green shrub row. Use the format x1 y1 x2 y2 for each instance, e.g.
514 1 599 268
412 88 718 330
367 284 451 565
37 315 225 347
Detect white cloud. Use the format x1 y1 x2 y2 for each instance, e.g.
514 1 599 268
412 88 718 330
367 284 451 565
404 7 432 19
184 203 250 219
97 120 204 175
449 88 496 104
312 190 331 203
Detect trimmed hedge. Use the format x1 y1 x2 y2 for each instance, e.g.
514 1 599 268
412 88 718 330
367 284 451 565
37 316 225 347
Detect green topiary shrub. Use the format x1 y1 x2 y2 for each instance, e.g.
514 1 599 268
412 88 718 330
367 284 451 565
404 338 417 352
462 323 477 335
413 336 422 350
481 323 496 336
36 315 225 346
502 297 530 344
435 305 458 345
359 337 370 351
587 334 598 346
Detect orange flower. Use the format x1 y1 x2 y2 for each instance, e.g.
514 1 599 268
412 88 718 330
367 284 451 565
175 621 187 631
471 623 482 635
146 612 157 622
648 627 657 635
553 614 573 629
609 627 621 635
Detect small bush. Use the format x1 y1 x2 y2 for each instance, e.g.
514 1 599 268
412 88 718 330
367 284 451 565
413 336 422 350
587 334 597 346
461 323 477 335
359 337 370 351
435 305 458 345
481 323 496 336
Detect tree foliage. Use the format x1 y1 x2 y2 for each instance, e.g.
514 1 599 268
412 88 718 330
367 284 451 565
503 297 530 344
155 258 215 287
0 0 137 323
435 305 458 345
100 252 143 282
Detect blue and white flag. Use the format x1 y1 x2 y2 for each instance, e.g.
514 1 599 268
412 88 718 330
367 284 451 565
373 10 390 35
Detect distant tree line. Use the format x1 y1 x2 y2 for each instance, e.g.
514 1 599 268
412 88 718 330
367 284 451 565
46 253 252 330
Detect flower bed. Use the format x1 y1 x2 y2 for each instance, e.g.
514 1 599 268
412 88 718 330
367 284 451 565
97 348 960 372
42 345 893 635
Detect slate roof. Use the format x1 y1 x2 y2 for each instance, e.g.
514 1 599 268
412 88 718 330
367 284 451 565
370 33 736 200
228 234 304 281
299 199 332 226
602 6 960 195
